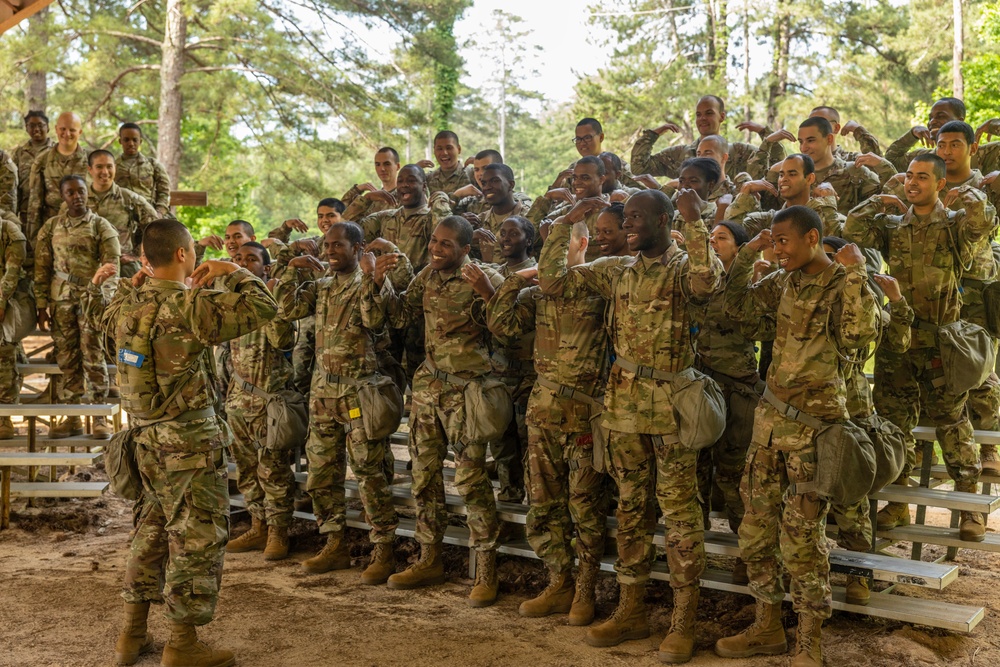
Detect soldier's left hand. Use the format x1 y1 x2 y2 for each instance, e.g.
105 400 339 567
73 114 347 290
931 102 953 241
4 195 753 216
190 259 240 288
676 188 705 222
91 262 117 286
291 238 319 257
975 119 1000 145
634 174 661 189
462 212 482 226
875 194 907 213
366 190 397 205
766 129 796 144
365 238 396 254
834 243 865 267
736 120 767 136
671 230 686 245
453 184 481 199
416 159 435 169
740 179 778 198
461 262 496 301
464 156 476 167
515 267 538 283
911 125 933 147
853 153 883 169
715 194 733 222
873 274 903 302
941 187 964 209
812 182 838 199
359 251 376 276
131 265 152 288
840 120 862 137
373 253 399 286
981 171 1000 189
545 188 575 205
609 189 629 203
282 218 309 233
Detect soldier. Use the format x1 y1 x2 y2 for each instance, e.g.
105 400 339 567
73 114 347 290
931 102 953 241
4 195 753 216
195 219 256 266
529 156 610 262
341 147 401 221
844 154 995 541
420 130 471 197
598 152 643 196
672 157 722 238
116 123 172 217
0 209 27 439
224 242 297 562
655 136 750 200
593 202 631 258
11 111 54 226
27 111 89 245
469 163 533 262
87 219 276 667
539 189 723 662
0 149 15 216
573 117 606 159
277 222 411 580
630 95 782 179
363 215 505 607
86 150 158 277
808 106 883 161
453 149 504 216
716 207 879 667
267 197 344 252
34 175 119 438
884 97 966 173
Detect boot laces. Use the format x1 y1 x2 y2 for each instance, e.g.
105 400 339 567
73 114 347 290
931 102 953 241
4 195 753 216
609 585 635 622
474 552 495 585
797 616 817 655
671 593 693 634
574 564 596 602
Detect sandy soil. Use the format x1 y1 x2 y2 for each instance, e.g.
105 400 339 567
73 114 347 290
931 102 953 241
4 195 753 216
1 472 999 667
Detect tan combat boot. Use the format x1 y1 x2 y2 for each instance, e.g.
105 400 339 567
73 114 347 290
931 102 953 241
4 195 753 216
790 614 823 667
92 416 112 439
982 444 1000 473
845 576 870 605
875 502 910 530
518 568 573 617
387 543 446 589
0 417 14 439
360 542 395 585
714 600 787 658
302 532 351 574
262 525 289 561
468 549 499 608
658 585 699 664
160 622 235 667
50 415 83 439
568 561 598 626
226 516 266 553
585 582 650 647
114 602 154 665
960 511 986 542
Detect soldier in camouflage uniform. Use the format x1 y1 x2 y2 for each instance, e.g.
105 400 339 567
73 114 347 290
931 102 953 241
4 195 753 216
34 175 120 438
423 131 471 198
116 123 172 217
276 223 412 583
453 149 504 216
528 157 611 261
341 147 400 222
469 163 533 263
0 149 16 216
363 216 506 607
671 158 723 239
0 209 28 439
808 106 883 162
86 150 158 277
27 112 90 246
593 203 632 258
885 97 965 173
716 208 879 667
223 242 297 562
11 111 54 226
87 219 276 667
539 189 723 662
844 154 996 542
630 95 783 180
657 136 753 201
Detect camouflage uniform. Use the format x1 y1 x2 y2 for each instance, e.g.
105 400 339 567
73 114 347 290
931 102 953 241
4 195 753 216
366 255 504 551
659 172 752 202
12 138 54 225
455 190 533 217
0 213 27 405
89 183 158 277
724 244 880 619
27 145 90 244
726 191 844 238
115 152 172 217
528 195 611 262
426 165 471 197
471 199 532 262
226 314 296 528
833 127 883 163
487 266 611 573
0 150 16 215
754 152 881 215
85 267 276 625
34 210 120 403
341 186 398 222
844 192 995 491
277 253 412 542
539 221 723 589
630 127 782 180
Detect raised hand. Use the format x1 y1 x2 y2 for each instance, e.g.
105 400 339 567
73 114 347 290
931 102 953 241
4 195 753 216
282 218 310 233
653 122 682 135
190 259 240 288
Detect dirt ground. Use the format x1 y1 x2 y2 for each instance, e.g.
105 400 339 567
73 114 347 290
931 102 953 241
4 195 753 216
1 474 999 667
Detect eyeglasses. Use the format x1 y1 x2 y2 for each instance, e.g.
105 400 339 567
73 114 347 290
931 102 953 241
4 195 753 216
573 134 596 144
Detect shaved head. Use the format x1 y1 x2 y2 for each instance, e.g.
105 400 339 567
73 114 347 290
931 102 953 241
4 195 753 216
54 112 82 151
56 112 81 130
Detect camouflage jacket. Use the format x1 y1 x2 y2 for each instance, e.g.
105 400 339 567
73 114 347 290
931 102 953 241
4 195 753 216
11 139 54 219
539 221 723 435
115 152 171 215
692 270 772 383
89 183 159 258
34 209 120 308
360 191 451 270
27 145 90 241
724 246 879 424
484 257 537 379
532 194 611 262
759 154 880 214
0 214 27 308
845 297 914 419
455 190 532 217
341 187 398 222
833 127 883 162
0 150 16 215
726 192 844 238
630 127 781 180
426 165 471 197
659 172 751 202
85 268 277 454
227 313 295 417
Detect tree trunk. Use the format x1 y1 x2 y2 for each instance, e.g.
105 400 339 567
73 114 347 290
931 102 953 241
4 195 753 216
743 0 751 127
25 8 48 113
953 0 964 99
158 0 186 188
765 1 790 128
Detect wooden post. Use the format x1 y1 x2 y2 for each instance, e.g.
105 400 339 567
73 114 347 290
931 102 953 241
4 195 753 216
1 465 10 529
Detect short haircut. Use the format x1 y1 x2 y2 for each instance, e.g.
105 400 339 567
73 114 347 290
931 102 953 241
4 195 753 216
784 153 815 177
474 149 503 164
401 164 427 183
143 219 193 268
810 106 841 123
601 202 626 229
570 220 590 240
936 97 966 119
599 151 623 173
911 153 947 180
239 241 270 265
483 163 514 182
317 197 346 213
505 215 536 249
375 146 400 162
635 188 675 220
773 205 823 238
118 122 142 135
821 236 848 253
437 215 473 247
714 220 750 247
799 116 833 137
577 155 606 176
24 110 48 124
699 95 726 113
698 134 729 153
329 221 364 246
59 174 86 191
434 130 460 145
679 157 722 185
227 219 254 236
937 120 976 146
87 149 115 166
577 117 603 134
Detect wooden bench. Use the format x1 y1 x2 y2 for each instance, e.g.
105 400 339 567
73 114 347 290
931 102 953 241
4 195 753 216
17 363 117 375
0 451 104 529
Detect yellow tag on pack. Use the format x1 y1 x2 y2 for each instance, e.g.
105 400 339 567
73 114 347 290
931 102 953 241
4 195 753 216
349 408 362 419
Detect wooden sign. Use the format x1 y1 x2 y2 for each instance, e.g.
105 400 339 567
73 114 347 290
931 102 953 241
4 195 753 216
169 191 208 207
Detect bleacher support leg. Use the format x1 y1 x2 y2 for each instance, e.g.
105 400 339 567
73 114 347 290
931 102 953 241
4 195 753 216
911 440 935 561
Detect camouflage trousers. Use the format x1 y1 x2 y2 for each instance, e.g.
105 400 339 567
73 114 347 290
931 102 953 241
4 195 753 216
0 341 21 404
229 409 296 528
123 445 230 626
292 316 315 395
52 299 108 403
492 370 534 503
306 392 397 543
968 371 1000 432
829 499 872 552
740 404 832 620
410 367 498 551
874 347 980 487
607 431 704 588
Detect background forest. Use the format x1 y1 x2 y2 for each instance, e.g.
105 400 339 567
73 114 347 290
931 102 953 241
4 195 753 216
2 0 999 239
